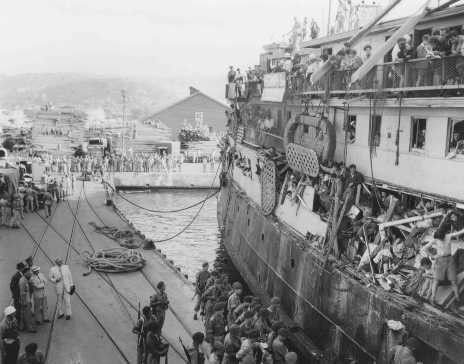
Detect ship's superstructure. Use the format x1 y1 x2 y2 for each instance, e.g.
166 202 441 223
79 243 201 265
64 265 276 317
220 2 464 363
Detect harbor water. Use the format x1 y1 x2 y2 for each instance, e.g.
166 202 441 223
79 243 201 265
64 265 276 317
114 189 245 284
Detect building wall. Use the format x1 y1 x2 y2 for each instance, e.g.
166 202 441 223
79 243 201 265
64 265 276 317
152 93 227 138
329 105 464 201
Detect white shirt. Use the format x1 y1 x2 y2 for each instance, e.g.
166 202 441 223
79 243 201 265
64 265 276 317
49 264 74 293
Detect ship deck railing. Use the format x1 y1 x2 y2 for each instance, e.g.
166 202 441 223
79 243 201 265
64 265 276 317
292 55 464 96
225 80 263 101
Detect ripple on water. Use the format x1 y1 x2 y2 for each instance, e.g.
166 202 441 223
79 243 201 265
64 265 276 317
115 190 223 281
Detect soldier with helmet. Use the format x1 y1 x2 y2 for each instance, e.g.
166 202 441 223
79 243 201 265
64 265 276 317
227 282 243 325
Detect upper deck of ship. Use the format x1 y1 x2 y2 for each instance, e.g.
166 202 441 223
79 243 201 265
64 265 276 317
227 3 464 103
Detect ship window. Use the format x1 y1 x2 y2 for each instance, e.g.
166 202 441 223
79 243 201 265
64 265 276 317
447 118 464 158
369 115 382 147
290 258 295 268
410 118 426 151
287 111 292 121
346 115 356 143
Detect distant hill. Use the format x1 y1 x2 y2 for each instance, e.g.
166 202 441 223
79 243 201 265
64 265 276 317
0 73 180 119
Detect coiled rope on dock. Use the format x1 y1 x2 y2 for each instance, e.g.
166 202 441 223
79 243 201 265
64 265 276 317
88 222 144 249
82 248 145 273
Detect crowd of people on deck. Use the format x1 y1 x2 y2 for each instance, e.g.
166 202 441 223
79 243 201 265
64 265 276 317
225 133 464 311
1 256 74 364
132 261 298 364
227 25 464 96
284 159 464 308
227 66 265 99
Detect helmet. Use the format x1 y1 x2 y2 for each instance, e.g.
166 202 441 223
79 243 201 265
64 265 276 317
4 306 16 316
232 282 243 290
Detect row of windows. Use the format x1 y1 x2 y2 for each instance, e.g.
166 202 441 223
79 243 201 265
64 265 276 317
343 115 464 157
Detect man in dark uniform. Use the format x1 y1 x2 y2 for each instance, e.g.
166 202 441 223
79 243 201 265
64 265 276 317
132 306 151 364
150 281 169 331
193 262 210 320
206 302 226 345
186 332 206 364
9 263 25 326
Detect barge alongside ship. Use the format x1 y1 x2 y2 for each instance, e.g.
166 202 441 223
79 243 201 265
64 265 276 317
219 2 464 363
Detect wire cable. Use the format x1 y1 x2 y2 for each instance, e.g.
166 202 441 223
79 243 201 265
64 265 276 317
94 163 221 244
21 206 131 364
82 179 202 335
26 198 187 362
31 203 58 259
109 186 219 214
62 197 188 361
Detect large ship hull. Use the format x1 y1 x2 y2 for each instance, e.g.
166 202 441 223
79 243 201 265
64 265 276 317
218 181 464 364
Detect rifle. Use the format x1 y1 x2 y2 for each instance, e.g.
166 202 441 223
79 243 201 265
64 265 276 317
179 337 191 363
136 302 142 346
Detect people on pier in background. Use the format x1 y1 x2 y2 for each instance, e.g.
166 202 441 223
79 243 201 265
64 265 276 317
49 258 74 320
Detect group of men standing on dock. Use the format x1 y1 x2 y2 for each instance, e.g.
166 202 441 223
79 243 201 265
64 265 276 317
188 262 297 364
1 256 74 364
131 263 298 364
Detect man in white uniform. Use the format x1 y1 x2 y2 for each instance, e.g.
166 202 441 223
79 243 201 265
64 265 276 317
49 258 74 320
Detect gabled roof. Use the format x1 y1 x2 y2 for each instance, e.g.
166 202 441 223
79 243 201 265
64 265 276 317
144 88 230 121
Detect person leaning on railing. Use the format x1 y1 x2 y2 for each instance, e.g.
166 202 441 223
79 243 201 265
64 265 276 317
415 34 439 87
392 37 414 88
449 30 464 84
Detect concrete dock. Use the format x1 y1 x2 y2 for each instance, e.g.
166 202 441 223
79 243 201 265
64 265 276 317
0 181 202 363
112 163 220 190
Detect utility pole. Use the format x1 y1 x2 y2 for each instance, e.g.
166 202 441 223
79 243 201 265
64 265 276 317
121 89 126 153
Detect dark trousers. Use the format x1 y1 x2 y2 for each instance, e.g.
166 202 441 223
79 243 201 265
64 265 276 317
12 297 21 326
3 339 20 364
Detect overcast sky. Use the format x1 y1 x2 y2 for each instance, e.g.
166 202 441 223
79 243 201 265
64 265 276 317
0 0 448 99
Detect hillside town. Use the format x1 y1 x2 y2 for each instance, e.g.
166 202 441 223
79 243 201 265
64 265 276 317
2 1 464 364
